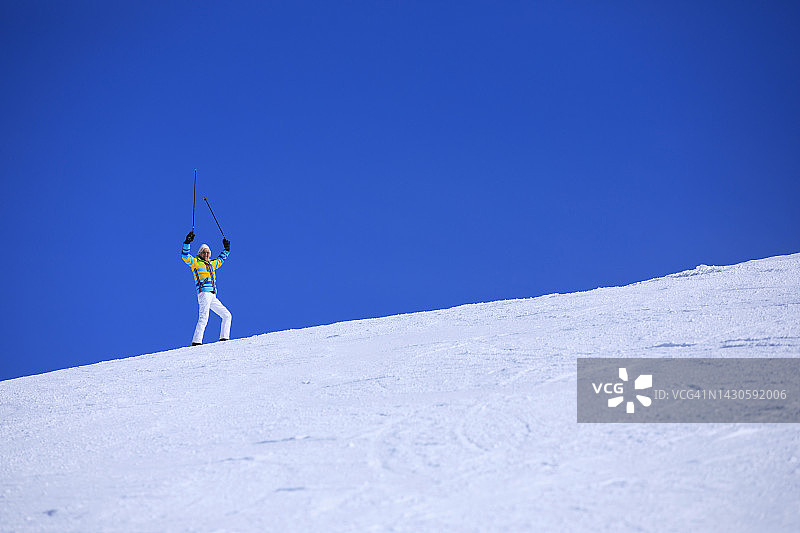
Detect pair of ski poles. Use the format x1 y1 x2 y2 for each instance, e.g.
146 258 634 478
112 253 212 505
192 168 226 238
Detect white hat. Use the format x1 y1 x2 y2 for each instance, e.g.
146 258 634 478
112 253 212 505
198 244 211 254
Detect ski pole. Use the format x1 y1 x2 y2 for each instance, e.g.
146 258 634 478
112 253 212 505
192 168 197 232
203 197 225 238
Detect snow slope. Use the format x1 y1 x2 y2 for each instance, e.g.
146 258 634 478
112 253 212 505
1 254 799 532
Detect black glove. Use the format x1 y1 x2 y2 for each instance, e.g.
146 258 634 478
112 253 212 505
223 238 230 251
184 231 195 244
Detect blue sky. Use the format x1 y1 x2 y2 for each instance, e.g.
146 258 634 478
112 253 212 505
1 1 798 381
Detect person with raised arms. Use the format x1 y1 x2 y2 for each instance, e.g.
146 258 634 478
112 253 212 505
182 231 232 346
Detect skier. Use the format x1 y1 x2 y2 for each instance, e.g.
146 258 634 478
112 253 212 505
182 231 232 346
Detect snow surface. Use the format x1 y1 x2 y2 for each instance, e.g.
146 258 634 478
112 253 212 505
2 254 799 532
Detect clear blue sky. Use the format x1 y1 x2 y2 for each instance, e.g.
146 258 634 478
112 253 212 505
1 1 798 381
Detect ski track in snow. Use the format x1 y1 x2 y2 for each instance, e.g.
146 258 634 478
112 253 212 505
1 254 800 532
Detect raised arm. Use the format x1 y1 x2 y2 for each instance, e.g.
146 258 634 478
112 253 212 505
212 238 230 269
181 231 197 266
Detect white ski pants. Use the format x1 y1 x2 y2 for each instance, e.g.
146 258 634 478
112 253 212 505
193 292 232 344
